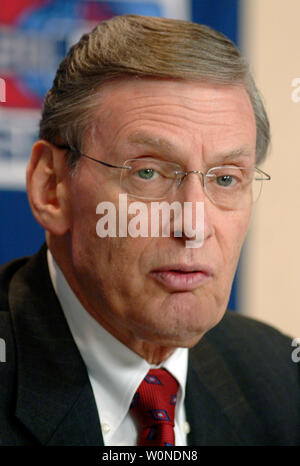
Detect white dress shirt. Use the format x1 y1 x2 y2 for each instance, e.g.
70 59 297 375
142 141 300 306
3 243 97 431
47 250 190 446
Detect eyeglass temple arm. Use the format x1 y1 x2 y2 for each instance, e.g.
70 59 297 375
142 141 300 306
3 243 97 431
54 144 130 170
255 167 271 181
55 145 271 179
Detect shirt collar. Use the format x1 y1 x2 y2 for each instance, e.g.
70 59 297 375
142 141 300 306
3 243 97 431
47 249 188 435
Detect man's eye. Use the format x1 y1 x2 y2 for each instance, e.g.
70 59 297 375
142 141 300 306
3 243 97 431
216 175 237 187
135 168 158 180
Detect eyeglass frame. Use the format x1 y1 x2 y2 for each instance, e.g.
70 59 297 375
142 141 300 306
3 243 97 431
55 144 271 203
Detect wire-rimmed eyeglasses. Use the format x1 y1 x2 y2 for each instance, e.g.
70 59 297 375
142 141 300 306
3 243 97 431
56 145 271 209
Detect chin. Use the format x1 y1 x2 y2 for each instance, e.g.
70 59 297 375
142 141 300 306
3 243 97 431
134 307 225 350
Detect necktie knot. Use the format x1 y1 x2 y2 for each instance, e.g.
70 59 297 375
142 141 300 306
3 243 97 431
130 368 179 446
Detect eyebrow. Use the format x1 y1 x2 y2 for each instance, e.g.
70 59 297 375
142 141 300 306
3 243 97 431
127 132 176 154
211 148 253 164
127 132 253 164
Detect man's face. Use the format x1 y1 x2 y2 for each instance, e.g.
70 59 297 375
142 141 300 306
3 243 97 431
58 78 256 356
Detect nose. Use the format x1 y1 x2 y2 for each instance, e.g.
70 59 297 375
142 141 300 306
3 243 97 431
177 170 207 205
174 171 214 243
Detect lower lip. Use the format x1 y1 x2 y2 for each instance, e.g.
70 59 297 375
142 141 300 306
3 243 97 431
150 270 211 292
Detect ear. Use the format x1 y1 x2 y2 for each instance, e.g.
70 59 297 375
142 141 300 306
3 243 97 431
26 140 71 236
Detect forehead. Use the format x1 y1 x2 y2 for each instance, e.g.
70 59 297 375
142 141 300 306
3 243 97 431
88 77 256 163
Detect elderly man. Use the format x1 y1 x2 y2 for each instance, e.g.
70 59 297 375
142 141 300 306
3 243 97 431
0 15 299 446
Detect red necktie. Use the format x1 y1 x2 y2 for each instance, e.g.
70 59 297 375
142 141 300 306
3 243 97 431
130 368 179 446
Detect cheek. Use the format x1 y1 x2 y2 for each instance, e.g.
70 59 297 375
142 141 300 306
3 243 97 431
72 228 149 292
217 209 251 272
68 178 148 282
102 235 155 292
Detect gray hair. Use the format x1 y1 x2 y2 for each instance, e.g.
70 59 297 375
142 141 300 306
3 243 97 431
39 14 270 165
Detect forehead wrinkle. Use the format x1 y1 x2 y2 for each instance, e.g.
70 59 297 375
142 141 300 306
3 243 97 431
116 105 248 131
109 117 194 156
111 109 226 148
108 89 250 115
103 96 227 123
120 92 234 107
122 101 228 118
99 94 248 139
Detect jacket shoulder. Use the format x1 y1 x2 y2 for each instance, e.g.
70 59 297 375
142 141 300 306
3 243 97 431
202 311 297 382
207 310 294 353
0 255 40 445
0 255 30 348
0 256 29 310
191 311 300 444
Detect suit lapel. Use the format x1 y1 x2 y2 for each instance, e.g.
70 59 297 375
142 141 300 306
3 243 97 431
9 246 103 445
186 335 265 446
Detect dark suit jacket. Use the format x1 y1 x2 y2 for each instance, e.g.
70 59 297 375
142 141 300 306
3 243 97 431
0 245 299 446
